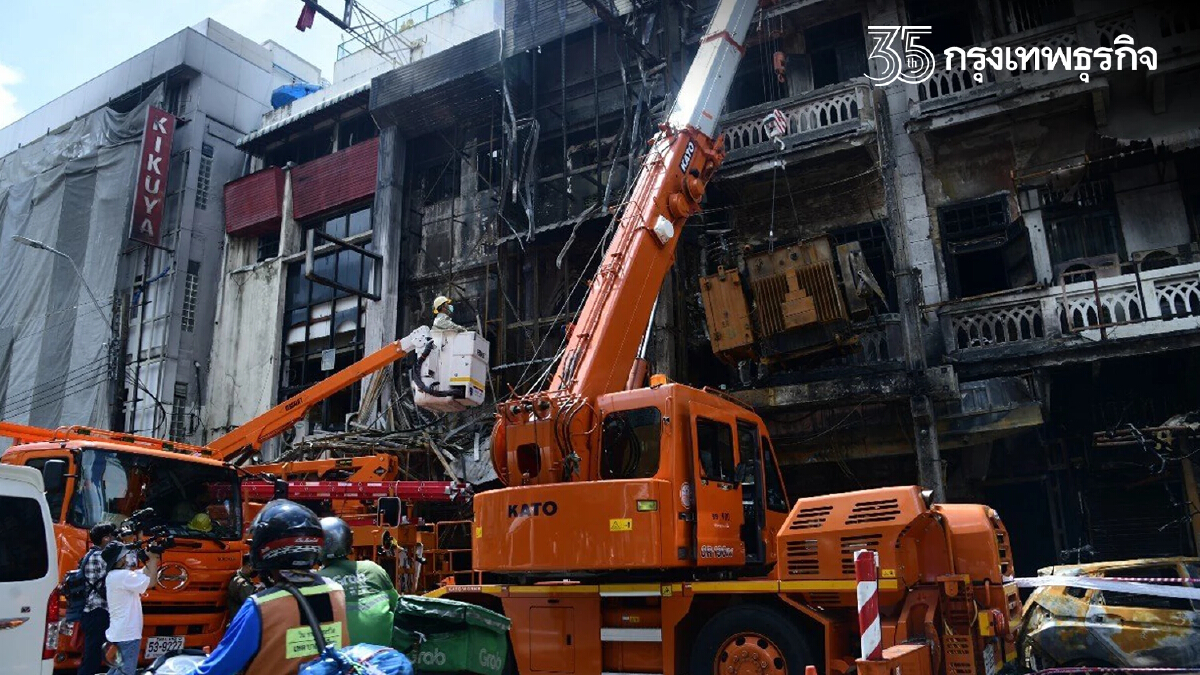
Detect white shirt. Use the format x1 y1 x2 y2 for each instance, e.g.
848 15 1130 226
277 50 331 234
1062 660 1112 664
105 568 152 643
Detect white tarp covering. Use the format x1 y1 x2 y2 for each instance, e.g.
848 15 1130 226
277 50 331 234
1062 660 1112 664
0 93 159 432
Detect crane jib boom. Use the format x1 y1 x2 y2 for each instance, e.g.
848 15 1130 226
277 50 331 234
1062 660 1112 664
207 326 437 461
496 0 763 485
551 0 758 400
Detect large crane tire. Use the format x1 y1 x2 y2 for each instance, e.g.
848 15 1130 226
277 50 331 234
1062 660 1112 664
689 603 815 675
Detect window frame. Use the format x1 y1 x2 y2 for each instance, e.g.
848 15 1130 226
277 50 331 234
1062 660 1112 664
599 407 664 480
696 417 737 484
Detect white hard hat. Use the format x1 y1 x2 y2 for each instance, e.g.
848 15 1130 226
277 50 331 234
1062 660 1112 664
432 295 452 314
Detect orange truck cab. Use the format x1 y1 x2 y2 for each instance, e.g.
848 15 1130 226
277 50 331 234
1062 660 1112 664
2 439 245 669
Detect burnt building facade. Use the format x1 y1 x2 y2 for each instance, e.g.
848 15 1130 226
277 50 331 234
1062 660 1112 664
213 0 1200 572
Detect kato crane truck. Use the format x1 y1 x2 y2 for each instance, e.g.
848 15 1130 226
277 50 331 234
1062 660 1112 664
431 2 1023 675
0 323 489 667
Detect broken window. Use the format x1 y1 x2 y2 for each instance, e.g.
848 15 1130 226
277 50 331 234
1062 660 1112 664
805 14 867 90
336 112 378 150
907 0 975 53
1097 565 1193 611
939 195 1035 299
830 221 896 307
1041 179 1125 276
415 156 460 205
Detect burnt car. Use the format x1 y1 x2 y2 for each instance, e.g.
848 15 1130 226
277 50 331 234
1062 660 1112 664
1020 557 1200 669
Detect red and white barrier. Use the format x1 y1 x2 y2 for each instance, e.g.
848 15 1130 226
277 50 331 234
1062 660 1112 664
854 549 882 661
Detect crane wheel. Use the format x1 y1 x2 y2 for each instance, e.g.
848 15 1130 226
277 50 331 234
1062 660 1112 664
690 604 814 675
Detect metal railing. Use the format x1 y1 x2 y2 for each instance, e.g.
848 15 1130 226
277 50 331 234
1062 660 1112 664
720 81 872 155
940 261 1200 352
337 0 472 59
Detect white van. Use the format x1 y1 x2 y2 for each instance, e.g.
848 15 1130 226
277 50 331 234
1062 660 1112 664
0 463 60 675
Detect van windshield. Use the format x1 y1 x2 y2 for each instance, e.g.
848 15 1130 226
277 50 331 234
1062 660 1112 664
69 448 242 540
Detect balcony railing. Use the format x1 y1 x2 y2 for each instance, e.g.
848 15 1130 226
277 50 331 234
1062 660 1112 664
940 261 1200 353
838 315 905 366
720 81 874 160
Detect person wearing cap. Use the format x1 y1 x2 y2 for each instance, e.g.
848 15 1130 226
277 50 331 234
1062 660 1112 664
318 517 399 646
184 499 348 675
78 523 117 675
102 542 160 675
431 295 467 332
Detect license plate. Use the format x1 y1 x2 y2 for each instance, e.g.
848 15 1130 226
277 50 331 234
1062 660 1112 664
145 636 185 659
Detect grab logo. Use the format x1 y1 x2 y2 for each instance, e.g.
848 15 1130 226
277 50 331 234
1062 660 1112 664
419 648 448 667
478 648 504 671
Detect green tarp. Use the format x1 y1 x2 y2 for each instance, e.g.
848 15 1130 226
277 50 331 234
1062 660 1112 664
393 596 511 675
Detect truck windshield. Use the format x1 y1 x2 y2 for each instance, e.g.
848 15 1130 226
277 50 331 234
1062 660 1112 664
69 448 242 540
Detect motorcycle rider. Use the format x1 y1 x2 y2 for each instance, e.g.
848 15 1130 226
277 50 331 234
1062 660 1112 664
184 500 348 675
318 517 400 646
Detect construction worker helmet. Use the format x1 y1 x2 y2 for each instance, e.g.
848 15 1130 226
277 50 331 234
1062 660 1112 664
188 512 213 533
320 517 353 561
432 295 452 315
248 499 325 571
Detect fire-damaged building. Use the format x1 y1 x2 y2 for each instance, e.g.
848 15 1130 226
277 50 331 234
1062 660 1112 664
212 0 1200 574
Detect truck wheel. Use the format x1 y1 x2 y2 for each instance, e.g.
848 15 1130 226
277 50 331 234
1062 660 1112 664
690 604 814 675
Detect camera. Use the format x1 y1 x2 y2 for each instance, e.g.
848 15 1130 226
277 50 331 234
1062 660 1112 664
116 508 179 559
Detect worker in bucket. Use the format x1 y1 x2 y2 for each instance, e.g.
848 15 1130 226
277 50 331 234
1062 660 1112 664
318 517 400 646
431 295 467 332
183 500 348 675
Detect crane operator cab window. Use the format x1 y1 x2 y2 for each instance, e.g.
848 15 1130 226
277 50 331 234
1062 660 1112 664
600 407 663 479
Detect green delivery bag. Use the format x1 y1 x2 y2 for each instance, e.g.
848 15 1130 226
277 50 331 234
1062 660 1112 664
392 596 511 675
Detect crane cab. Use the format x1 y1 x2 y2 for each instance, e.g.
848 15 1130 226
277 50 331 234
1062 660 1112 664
474 383 789 576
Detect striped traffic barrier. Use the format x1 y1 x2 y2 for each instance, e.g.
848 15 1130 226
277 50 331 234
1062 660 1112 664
854 549 882 661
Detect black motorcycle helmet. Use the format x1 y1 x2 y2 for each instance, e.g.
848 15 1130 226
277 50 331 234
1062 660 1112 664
249 500 325 571
319 517 353 561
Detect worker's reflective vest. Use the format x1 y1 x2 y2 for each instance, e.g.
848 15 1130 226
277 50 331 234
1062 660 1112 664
244 581 349 675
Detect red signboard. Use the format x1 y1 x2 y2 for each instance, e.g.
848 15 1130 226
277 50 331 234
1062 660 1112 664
129 106 176 247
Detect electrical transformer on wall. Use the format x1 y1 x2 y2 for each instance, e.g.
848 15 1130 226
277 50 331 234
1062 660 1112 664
412 330 490 412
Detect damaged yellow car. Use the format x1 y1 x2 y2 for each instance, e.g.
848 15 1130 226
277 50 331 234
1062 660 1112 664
1019 557 1200 669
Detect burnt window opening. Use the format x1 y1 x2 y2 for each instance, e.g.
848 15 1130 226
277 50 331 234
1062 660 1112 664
165 80 190 118
727 42 791 112
1040 179 1125 274
415 157 460 206
939 195 1035 299
830 221 897 307
805 14 867 90
264 127 335 167
337 112 378 150
995 0 1074 37
907 0 975 53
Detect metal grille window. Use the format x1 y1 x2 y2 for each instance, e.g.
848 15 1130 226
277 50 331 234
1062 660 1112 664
170 382 188 442
1040 179 1124 267
939 195 1035 298
831 221 897 306
181 261 199 332
195 144 214 210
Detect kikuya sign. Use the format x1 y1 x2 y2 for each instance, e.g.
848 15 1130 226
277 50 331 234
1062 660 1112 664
129 106 176 247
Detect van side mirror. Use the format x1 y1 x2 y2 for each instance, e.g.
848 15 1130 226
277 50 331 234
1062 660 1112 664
42 459 67 493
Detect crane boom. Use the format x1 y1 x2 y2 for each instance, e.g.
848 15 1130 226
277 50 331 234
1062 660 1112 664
496 0 763 485
208 326 436 462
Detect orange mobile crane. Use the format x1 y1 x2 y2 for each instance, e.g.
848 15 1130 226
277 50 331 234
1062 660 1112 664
0 323 487 666
431 2 1022 675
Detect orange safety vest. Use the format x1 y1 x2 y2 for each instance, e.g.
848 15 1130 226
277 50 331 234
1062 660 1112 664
244 581 349 675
